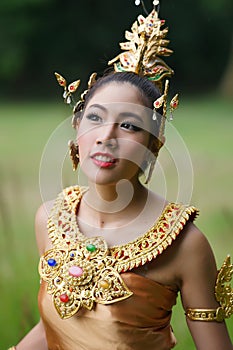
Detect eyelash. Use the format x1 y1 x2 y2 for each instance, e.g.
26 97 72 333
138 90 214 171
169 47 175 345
120 122 142 132
86 113 101 122
85 113 142 132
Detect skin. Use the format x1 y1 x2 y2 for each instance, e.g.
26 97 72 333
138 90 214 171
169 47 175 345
16 82 233 350
76 83 162 237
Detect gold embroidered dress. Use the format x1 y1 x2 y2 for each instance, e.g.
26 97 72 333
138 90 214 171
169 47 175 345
38 186 198 350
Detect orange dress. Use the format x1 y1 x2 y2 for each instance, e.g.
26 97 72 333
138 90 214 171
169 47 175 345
38 186 198 350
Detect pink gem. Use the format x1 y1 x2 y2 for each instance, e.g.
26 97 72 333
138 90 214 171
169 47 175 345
68 266 83 277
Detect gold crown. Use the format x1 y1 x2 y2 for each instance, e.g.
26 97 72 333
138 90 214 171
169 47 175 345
108 4 179 124
54 1 179 126
108 8 173 89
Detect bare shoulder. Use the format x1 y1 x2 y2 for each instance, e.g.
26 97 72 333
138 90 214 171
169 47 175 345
177 222 217 270
35 200 55 256
177 222 216 260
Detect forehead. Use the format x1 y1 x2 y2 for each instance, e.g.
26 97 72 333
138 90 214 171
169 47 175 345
84 82 153 121
85 82 147 107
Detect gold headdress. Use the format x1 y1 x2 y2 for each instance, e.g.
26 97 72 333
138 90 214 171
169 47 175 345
55 0 179 129
108 8 173 88
107 1 179 137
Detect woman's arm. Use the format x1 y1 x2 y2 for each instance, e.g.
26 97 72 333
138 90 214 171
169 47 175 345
178 223 233 350
14 319 47 350
13 202 54 350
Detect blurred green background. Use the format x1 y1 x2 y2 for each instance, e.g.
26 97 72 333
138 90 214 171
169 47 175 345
0 0 233 348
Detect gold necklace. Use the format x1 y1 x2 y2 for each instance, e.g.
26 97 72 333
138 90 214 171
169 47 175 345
39 185 198 319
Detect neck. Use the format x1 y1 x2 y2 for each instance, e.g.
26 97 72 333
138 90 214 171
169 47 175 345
81 178 148 227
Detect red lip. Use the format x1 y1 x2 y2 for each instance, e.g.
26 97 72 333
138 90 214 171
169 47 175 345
90 152 117 168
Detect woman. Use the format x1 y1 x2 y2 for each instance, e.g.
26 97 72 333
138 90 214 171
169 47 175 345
10 4 233 350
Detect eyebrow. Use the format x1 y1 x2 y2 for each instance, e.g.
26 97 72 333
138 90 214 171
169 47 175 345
88 104 144 123
119 112 144 123
88 104 107 112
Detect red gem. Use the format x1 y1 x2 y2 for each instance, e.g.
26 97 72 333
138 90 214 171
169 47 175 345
60 294 69 303
70 86 74 91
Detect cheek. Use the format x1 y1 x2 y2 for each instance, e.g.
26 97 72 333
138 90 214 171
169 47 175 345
77 132 93 162
118 138 149 167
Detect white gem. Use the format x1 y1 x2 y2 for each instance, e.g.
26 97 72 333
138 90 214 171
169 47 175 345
66 96 71 104
153 0 159 5
152 112 157 121
135 0 140 6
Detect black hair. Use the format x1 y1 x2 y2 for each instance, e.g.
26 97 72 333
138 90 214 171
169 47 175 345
73 71 163 137
84 71 161 109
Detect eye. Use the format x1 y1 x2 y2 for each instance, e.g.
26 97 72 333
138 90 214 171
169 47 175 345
120 121 142 132
86 113 102 123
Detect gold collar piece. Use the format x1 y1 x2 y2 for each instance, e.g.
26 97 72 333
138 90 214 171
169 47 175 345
39 186 198 319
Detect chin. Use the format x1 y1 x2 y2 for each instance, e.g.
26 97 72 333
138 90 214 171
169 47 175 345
87 176 123 186
80 162 140 186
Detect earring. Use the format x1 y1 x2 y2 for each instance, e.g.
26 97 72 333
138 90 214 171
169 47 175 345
68 140 79 171
144 158 156 184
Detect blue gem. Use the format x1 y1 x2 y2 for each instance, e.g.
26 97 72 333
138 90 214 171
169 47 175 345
70 253 75 257
48 258 57 267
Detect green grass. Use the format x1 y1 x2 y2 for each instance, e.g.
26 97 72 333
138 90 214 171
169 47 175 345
0 96 233 348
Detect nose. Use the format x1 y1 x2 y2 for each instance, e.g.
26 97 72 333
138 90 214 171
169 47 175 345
96 138 117 148
95 123 118 149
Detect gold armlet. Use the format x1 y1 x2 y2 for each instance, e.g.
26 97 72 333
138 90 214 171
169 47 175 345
186 307 226 322
186 255 233 322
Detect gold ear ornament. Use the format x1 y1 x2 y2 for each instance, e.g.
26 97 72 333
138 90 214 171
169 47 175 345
68 140 79 171
144 158 156 184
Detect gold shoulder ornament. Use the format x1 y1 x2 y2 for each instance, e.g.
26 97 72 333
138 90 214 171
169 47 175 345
39 186 198 320
186 255 233 322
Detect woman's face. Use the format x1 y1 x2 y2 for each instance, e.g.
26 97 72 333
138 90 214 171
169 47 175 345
77 82 155 186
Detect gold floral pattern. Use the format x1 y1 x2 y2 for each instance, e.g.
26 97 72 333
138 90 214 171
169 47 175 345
39 186 198 319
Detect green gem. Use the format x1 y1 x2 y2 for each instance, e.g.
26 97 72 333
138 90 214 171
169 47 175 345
86 244 97 252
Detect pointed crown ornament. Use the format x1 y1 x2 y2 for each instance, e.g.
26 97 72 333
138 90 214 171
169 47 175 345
54 0 179 133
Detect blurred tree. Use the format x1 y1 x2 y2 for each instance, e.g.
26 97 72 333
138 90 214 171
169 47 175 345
0 0 232 99
220 40 233 98
199 0 233 97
